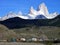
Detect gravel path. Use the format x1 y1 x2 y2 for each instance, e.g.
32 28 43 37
0 42 44 45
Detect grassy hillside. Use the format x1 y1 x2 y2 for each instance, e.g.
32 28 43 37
0 24 60 40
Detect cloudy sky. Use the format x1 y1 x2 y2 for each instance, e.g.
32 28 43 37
0 0 60 17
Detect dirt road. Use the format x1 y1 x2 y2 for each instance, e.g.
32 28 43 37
0 42 59 45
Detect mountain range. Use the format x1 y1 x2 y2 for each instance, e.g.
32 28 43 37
0 3 59 21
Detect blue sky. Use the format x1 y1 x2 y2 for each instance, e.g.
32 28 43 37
0 0 60 17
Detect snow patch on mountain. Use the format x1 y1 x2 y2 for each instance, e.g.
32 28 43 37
1 12 17 21
1 11 29 21
17 11 29 19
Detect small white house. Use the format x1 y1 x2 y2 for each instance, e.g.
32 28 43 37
20 38 26 41
38 38 43 41
31 38 37 41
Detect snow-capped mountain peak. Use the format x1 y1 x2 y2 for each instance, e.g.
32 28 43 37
28 3 59 19
28 3 49 19
38 3 49 15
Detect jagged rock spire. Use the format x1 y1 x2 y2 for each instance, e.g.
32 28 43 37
38 3 49 15
29 3 49 16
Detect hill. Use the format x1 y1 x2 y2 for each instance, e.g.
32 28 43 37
0 24 60 40
0 15 60 29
